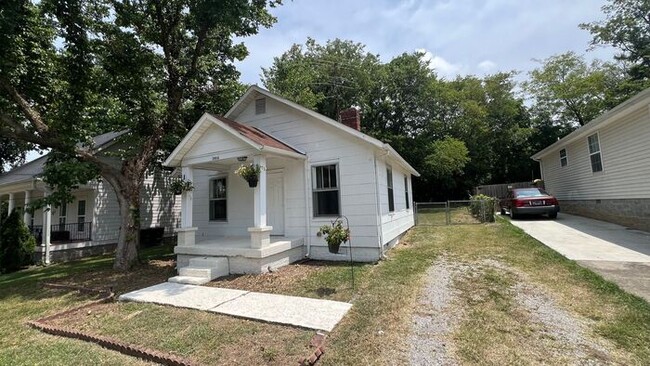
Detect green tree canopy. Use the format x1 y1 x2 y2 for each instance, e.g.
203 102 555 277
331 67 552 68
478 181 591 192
581 0 650 82
0 0 278 270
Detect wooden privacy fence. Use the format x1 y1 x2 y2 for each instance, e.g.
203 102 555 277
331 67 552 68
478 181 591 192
474 181 538 199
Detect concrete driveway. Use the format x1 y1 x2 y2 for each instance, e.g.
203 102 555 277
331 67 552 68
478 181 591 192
508 213 650 302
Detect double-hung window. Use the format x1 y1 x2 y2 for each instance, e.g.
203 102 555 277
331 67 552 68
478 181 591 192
58 202 67 230
559 148 568 167
404 176 410 209
387 166 394 212
209 178 227 221
77 200 86 232
587 134 603 173
312 164 340 217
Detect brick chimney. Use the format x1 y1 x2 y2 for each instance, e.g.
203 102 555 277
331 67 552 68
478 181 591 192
339 107 361 131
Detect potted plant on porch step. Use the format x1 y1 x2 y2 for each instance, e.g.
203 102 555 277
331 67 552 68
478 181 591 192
235 163 262 187
317 220 350 254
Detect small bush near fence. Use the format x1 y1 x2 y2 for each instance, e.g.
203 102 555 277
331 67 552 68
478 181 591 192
469 195 498 223
0 211 36 273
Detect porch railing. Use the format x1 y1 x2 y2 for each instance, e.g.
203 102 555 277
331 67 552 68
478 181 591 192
29 222 93 244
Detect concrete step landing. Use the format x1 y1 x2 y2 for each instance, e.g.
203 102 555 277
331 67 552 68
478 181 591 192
169 257 229 285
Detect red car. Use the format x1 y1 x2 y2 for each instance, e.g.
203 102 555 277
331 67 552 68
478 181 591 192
500 188 560 219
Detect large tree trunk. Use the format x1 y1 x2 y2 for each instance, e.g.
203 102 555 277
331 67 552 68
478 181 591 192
103 168 144 271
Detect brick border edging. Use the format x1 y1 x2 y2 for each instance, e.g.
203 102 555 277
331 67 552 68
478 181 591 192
299 332 327 365
27 283 198 366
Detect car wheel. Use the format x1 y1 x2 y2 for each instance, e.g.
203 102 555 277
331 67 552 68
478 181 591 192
510 210 518 220
548 212 558 219
500 207 506 215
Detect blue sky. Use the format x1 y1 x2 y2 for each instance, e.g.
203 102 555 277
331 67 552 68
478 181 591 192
235 0 616 84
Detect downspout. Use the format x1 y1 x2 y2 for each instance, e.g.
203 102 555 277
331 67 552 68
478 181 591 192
373 150 389 259
303 157 312 257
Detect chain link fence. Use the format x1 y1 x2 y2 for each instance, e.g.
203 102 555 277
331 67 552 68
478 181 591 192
415 199 496 226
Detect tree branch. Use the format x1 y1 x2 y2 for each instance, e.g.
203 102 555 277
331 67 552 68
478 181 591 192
0 77 50 134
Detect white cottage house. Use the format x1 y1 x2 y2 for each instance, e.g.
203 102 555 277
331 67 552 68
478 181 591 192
0 132 180 263
164 86 420 284
532 87 650 231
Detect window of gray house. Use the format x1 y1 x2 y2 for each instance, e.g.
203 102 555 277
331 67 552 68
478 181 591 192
209 178 227 221
587 134 603 172
559 148 568 167
387 166 394 212
77 200 86 231
404 176 410 209
58 202 67 230
255 98 266 115
312 164 340 216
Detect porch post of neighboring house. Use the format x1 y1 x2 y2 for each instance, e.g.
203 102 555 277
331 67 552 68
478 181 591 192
176 166 197 246
42 190 52 265
7 192 15 214
23 190 32 225
248 155 272 249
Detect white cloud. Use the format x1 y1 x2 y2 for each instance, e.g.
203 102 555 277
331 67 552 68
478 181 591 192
416 48 463 79
478 60 497 72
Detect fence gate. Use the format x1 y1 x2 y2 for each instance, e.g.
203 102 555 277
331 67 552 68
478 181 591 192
415 200 495 226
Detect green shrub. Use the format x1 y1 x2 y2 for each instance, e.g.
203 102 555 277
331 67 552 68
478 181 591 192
469 194 498 223
0 211 36 273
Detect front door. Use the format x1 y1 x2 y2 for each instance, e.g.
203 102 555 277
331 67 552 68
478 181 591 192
266 172 284 235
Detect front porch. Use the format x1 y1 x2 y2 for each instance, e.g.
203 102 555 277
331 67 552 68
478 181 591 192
164 113 308 282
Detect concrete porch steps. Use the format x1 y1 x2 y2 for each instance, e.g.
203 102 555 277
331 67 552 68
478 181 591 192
168 257 229 285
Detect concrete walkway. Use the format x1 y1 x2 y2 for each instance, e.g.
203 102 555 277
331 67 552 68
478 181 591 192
118 282 352 332
509 213 650 302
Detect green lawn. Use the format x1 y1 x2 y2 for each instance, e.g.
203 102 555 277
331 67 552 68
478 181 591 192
2 219 649 365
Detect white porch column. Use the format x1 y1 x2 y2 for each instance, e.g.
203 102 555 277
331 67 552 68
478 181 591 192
176 166 197 246
23 190 32 225
42 190 52 265
248 155 272 249
7 193 15 214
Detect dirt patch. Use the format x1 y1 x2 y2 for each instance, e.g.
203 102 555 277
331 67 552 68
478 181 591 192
49 258 176 295
207 260 331 295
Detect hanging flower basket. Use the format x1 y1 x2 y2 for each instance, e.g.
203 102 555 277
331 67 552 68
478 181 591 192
235 163 262 188
317 220 350 254
170 178 194 195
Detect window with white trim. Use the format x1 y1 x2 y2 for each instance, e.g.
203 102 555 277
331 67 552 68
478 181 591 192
587 134 603 172
404 176 410 209
312 164 340 217
559 148 568 167
58 202 67 230
209 178 227 221
387 166 394 212
77 200 86 232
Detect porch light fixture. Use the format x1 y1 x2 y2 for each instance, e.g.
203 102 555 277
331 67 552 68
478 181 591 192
237 156 248 162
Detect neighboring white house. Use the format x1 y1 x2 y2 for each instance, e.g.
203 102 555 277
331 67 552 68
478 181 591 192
0 132 181 263
164 86 420 284
532 87 650 232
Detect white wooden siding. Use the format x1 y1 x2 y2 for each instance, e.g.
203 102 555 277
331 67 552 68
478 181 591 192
375 158 415 244
236 98 383 250
541 107 650 200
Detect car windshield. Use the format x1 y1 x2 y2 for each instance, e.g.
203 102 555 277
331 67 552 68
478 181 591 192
514 189 549 198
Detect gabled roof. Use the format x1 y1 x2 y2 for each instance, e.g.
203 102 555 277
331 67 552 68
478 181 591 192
163 113 305 167
226 85 420 176
532 87 650 160
0 130 129 187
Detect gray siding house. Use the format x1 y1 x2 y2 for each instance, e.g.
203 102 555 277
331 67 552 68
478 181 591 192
0 132 181 263
532 87 650 231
